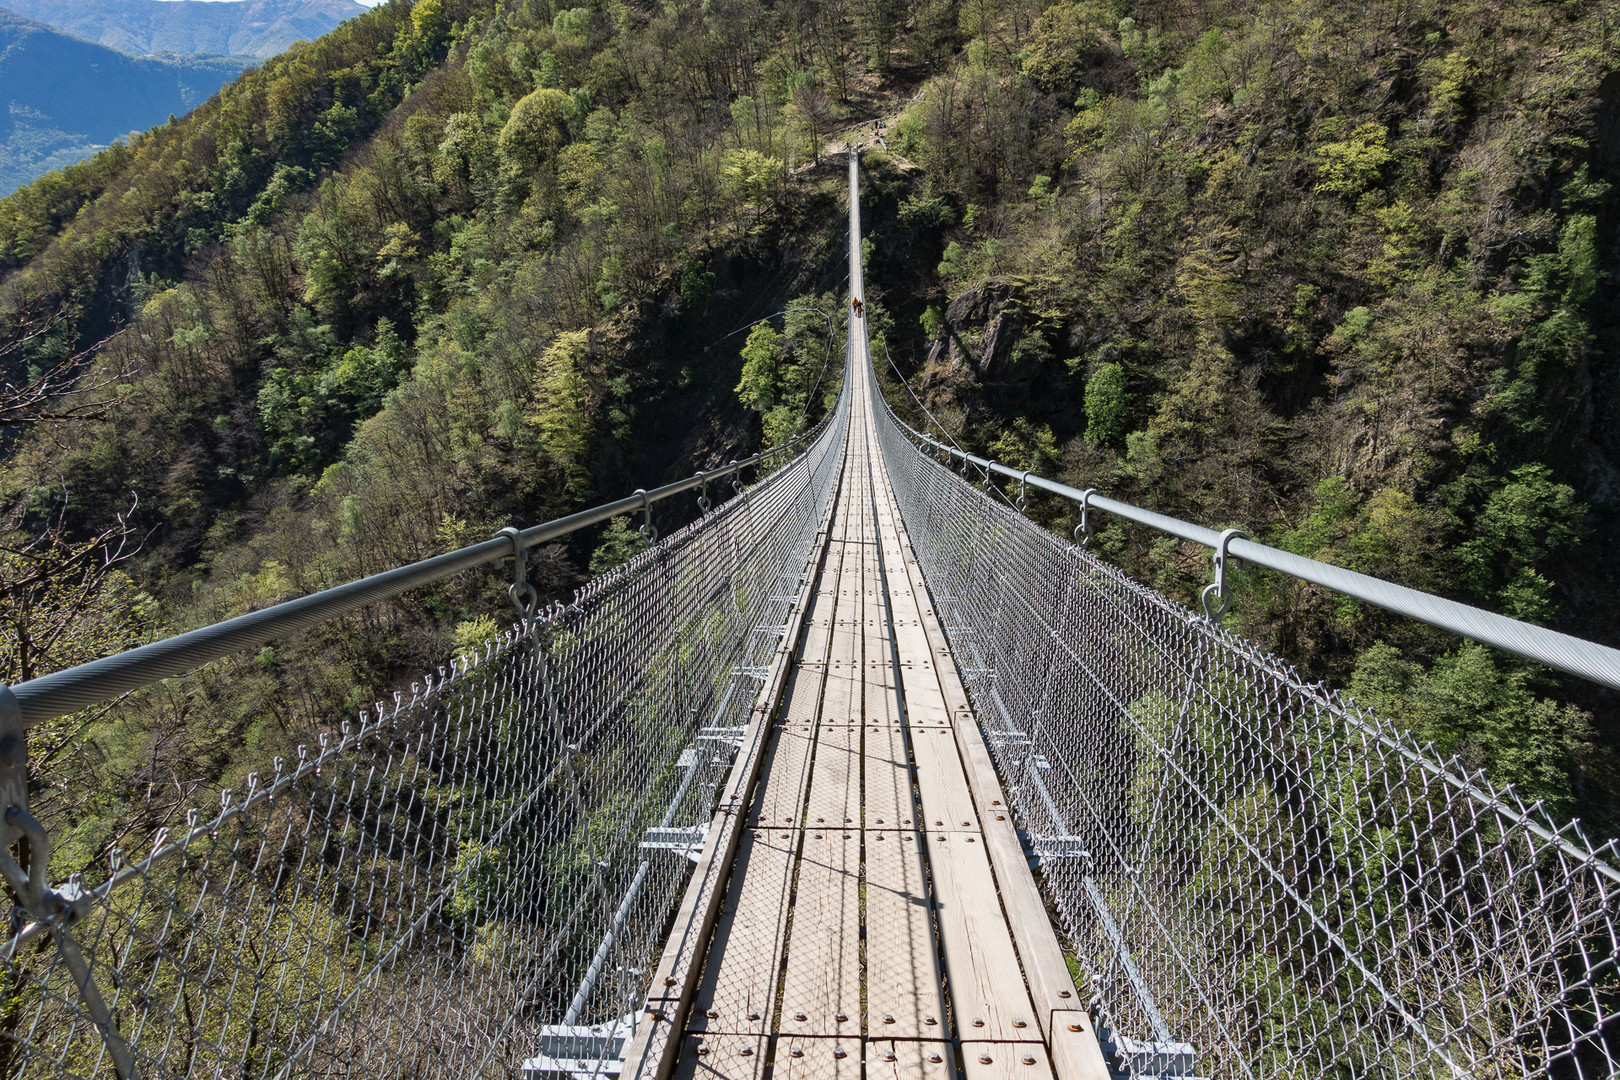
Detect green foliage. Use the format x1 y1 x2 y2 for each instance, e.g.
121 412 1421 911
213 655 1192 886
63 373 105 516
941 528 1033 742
1019 0 1113 97
1083 362 1129 447
724 148 781 207
897 181 955 230
590 517 648 575
1313 121 1391 198
552 7 592 47
1454 465 1582 621
1350 643 1591 814
732 298 841 445
989 418 1058 473
736 323 785 412
452 614 503 657
527 331 594 500
919 305 943 339
680 258 715 307
499 87 574 174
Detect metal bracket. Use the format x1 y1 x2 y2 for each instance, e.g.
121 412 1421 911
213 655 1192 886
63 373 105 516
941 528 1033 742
0 688 26 860
1016 471 1031 513
640 824 709 861
1074 488 1098 547
1200 528 1248 624
696 471 711 514
632 490 658 544
497 527 539 622
0 686 139 1079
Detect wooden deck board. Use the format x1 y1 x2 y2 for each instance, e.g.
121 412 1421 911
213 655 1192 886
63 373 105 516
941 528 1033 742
771 1038 862 1080
777 831 862 1037
907 724 980 832
862 722 915 829
870 1041 961 1080
672 1032 769 1080
921 832 1042 1043
804 722 861 827
961 1043 1055 1080
864 830 945 1039
687 829 800 1035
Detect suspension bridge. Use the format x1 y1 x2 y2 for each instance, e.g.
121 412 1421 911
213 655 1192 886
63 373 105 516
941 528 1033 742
0 152 1615 1080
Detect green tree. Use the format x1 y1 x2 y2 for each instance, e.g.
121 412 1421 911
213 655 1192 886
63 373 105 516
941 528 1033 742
527 331 593 500
1350 643 1591 814
499 88 573 174
1083 362 1129 447
736 323 786 412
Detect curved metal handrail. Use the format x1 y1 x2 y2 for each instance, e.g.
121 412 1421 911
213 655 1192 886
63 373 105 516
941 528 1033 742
8 418 836 727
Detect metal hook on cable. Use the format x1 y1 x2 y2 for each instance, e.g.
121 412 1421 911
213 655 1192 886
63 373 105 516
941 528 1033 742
496 526 539 622
633 489 658 544
696 470 711 514
1017 471 1031 513
1074 488 1098 547
1201 528 1249 624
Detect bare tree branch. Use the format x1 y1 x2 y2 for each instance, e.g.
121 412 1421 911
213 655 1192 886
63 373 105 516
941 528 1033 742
0 303 136 429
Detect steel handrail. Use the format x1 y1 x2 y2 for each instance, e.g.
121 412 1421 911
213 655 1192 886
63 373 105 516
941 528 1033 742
9 425 830 727
882 404 1620 692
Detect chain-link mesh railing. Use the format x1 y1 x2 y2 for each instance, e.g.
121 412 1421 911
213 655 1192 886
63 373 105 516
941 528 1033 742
868 376 1620 1080
0 388 848 1079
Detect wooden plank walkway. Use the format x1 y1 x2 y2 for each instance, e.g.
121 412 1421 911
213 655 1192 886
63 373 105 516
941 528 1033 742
623 150 1110 1080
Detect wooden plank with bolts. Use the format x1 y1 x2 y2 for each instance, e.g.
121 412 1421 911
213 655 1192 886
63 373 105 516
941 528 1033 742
961 1043 1056 1080
1048 1012 1113 1080
907 724 979 832
752 721 817 829
922 830 1042 1043
777 831 862 1038
804 722 861 828
870 1041 960 1080
864 830 946 1040
771 1038 862 1080
862 722 915 829
673 1032 769 1080
688 829 800 1035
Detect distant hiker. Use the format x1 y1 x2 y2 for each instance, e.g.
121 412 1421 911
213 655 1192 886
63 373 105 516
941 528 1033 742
852 297 864 317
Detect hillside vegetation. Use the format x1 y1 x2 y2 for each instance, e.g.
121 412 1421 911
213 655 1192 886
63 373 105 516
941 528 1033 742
0 9 254 194
0 0 1616 891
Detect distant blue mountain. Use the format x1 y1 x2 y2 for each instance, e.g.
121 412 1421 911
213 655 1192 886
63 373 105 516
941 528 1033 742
1 0 365 59
0 8 254 194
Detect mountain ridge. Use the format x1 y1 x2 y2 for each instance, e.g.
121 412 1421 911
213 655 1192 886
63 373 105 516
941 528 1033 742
0 7 252 193
1 0 364 59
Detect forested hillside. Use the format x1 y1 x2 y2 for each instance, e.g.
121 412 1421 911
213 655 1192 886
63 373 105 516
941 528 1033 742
1 0 1617 885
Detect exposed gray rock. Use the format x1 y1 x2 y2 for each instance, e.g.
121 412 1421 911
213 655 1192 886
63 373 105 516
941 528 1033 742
943 278 1017 327
978 311 1020 375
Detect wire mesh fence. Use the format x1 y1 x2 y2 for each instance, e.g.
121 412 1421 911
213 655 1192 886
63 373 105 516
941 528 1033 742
0 392 848 1079
869 380 1620 1080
